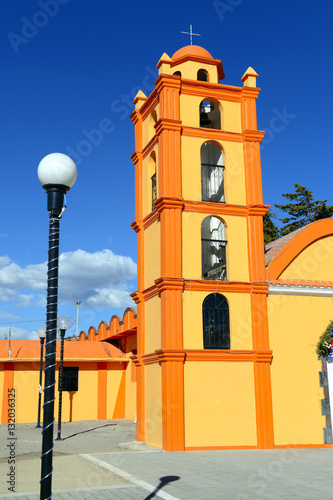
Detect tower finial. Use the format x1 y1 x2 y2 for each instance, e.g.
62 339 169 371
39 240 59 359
180 24 201 45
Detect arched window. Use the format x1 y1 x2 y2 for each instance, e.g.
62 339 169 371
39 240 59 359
148 110 157 143
173 71 181 77
149 151 157 210
199 99 221 129
201 142 225 203
201 216 227 280
197 69 208 82
203 293 230 349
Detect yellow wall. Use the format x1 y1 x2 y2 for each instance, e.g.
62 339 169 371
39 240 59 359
106 365 124 420
124 335 137 420
145 296 161 353
15 366 40 423
181 136 246 205
145 363 162 448
1 360 133 424
168 60 219 83
180 95 241 133
55 363 98 422
279 236 333 281
182 212 249 282
184 361 257 447
144 221 160 289
182 290 253 350
142 146 158 219
268 293 331 445
142 105 159 148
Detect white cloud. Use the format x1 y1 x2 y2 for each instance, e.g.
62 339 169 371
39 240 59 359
0 249 137 310
0 326 36 340
0 256 11 268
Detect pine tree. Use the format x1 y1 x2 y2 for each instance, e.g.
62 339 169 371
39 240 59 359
263 211 279 244
275 184 333 236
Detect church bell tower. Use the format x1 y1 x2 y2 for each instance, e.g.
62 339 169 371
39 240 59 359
131 45 273 451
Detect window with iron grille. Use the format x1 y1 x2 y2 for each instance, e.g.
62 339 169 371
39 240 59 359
151 172 157 210
201 216 227 280
203 293 230 349
201 142 224 203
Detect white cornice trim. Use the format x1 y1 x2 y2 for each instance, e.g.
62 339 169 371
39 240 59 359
268 284 333 297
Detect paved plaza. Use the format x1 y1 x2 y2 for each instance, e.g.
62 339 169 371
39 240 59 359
0 421 332 499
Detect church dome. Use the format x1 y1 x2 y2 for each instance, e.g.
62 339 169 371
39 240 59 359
171 45 213 60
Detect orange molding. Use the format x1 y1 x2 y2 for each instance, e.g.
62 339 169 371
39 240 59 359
130 220 143 233
143 209 159 229
182 201 269 217
140 95 159 121
139 349 272 364
155 349 186 363
185 445 258 451
155 118 182 136
141 135 158 160
141 280 268 302
241 87 261 99
141 353 160 365
155 74 182 93
130 151 142 165
130 291 144 304
171 55 224 80
155 277 185 292
135 88 158 115
97 362 107 420
247 204 270 216
129 354 142 367
142 285 159 302
182 126 243 142
184 280 268 294
130 109 140 126
242 130 265 143
154 196 184 213
181 81 242 102
266 219 333 281
185 349 272 363
183 200 246 216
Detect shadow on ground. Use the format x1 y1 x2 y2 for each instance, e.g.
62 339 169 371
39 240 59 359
144 475 180 499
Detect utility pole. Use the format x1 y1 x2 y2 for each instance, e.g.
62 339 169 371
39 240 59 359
8 327 12 358
76 301 81 338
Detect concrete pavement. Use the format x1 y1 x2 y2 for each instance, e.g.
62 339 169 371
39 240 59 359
1 448 333 499
0 420 332 499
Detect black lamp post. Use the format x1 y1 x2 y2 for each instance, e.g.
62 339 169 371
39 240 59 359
36 327 46 428
37 153 77 500
55 316 71 441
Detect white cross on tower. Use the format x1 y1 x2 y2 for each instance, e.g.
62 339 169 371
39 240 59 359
180 24 201 45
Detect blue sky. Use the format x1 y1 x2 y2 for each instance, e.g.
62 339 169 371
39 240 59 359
0 0 332 340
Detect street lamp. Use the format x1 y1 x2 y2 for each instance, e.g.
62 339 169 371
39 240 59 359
37 153 77 500
55 316 71 441
36 327 46 428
